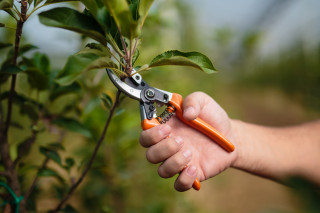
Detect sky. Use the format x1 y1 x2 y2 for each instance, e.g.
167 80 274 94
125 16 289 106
1 0 320 62
190 0 320 57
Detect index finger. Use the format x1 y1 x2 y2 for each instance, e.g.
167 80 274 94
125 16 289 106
139 125 171 148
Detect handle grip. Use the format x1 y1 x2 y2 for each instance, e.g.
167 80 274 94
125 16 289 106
169 93 235 152
141 118 201 191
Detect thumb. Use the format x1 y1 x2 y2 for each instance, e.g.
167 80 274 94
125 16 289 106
182 92 209 121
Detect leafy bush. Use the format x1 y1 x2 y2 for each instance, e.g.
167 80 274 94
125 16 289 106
0 0 216 212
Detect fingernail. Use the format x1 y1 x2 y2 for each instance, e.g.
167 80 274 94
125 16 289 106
159 125 171 137
184 107 195 118
183 150 191 158
175 136 183 145
187 165 197 177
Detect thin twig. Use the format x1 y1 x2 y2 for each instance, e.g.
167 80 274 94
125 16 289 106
13 4 22 19
4 0 27 137
131 38 139 60
23 157 49 201
0 1 28 201
0 87 3 124
52 90 122 212
105 47 126 69
119 35 128 59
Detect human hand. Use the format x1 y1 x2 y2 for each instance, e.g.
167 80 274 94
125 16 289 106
139 92 238 191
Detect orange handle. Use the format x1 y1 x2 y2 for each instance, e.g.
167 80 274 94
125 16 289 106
141 118 201 191
169 93 235 152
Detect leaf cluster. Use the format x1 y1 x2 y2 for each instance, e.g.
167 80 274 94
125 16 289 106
36 0 216 86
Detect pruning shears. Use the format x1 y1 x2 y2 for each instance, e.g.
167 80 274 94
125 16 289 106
107 69 235 191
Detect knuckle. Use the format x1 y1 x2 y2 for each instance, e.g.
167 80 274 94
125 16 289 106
172 154 187 168
166 139 179 153
175 183 187 192
145 149 157 164
158 167 171 178
139 133 147 147
178 177 190 189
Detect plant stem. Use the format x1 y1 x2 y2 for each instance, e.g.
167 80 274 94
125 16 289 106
52 90 122 212
19 157 50 211
5 0 27 137
119 34 128 59
105 47 126 69
0 1 28 212
131 38 138 59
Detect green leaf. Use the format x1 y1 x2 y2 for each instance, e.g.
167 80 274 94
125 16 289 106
34 0 43 7
0 42 12 49
115 107 125 117
85 43 112 56
101 93 112 109
39 7 108 45
40 146 62 165
38 168 64 183
49 82 81 101
103 0 140 39
0 64 23 74
61 204 78 213
0 23 5 27
149 50 217 74
0 0 13 10
44 0 76 5
56 53 100 85
81 56 119 73
47 142 65 151
19 44 38 55
20 102 39 121
3 8 16 19
17 137 34 159
0 91 40 107
77 43 111 57
10 121 24 129
138 0 155 28
25 68 49 90
132 49 140 65
0 73 10 85
28 0 33 6
79 1 112 35
128 0 139 20
64 157 75 170
52 117 93 138
33 52 49 74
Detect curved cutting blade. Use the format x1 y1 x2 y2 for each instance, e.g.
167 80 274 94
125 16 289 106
106 69 142 101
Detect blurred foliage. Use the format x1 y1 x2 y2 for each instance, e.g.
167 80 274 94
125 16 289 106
237 42 320 111
0 0 208 212
286 176 320 213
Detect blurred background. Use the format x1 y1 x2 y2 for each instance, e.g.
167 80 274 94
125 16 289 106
1 0 320 212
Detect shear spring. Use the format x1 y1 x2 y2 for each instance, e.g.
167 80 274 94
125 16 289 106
156 105 176 124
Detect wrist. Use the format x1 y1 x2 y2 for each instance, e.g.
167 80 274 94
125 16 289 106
229 119 247 169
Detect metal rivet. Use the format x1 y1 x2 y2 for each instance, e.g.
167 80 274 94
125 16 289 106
149 105 155 111
146 89 155 98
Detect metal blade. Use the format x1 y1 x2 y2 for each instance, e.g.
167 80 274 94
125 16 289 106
106 69 141 101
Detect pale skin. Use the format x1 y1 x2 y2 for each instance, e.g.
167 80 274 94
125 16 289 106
139 92 320 191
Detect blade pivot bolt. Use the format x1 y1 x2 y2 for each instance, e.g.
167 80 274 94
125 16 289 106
146 89 155 98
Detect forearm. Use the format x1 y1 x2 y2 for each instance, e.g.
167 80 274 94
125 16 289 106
231 120 320 185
